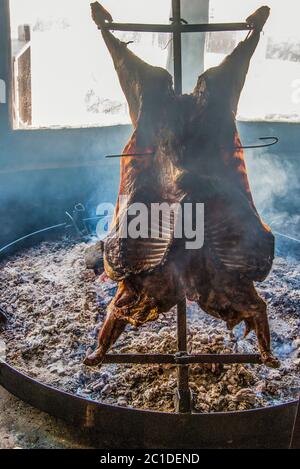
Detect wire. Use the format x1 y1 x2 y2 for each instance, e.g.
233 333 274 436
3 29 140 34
274 231 300 244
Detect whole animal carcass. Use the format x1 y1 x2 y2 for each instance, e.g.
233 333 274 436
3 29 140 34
84 3 279 368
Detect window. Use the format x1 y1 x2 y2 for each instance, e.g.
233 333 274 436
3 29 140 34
10 0 300 129
207 0 300 121
10 0 171 129
0 80 6 103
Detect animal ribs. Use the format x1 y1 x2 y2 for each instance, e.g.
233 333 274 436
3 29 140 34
85 3 279 368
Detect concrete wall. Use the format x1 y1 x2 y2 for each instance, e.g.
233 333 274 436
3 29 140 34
0 1 299 248
0 1 131 244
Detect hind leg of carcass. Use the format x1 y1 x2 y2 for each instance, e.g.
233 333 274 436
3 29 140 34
238 297 280 369
252 302 280 368
83 303 127 366
198 282 280 368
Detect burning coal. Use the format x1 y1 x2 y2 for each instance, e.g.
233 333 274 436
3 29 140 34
0 237 298 412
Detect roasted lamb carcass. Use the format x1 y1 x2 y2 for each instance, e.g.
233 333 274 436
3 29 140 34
84 3 279 368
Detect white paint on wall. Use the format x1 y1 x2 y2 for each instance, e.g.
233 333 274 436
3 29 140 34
0 79 6 104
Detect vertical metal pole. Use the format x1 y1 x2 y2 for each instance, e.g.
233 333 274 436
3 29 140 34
172 0 189 411
176 298 191 413
290 396 300 449
172 0 183 95
177 298 187 352
1 0 13 131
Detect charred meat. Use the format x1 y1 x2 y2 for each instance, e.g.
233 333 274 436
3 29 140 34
84 3 279 368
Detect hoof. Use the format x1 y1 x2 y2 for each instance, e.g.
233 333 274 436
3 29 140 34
261 352 280 369
246 6 270 31
83 348 105 367
91 2 113 28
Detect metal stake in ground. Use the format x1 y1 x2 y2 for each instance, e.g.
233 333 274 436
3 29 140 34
173 0 190 414
172 0 183 95
175 298 192 413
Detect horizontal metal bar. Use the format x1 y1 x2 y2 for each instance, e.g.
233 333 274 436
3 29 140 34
103 353 262 365
103 354 174 364
106 152 155 159
176 354 262 365
102 22 253 34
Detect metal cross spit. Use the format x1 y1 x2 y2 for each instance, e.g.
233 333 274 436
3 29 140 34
102 0 253 95
100 0 264 414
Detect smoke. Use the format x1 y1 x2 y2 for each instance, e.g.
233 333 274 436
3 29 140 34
246 149 300 256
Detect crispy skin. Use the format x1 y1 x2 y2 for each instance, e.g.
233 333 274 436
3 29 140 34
85 4 278 368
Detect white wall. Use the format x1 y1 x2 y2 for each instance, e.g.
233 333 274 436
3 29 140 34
0 79 6 103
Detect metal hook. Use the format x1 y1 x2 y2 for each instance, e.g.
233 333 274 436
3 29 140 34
235 136 279 150
66 204 90 238
105 138 279 159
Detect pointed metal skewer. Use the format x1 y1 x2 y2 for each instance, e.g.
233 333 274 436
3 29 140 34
235 136 279 150
105 137 279 159
105 152 155 159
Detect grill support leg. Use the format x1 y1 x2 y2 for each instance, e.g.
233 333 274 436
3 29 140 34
175 298 192 413
172 0 183 95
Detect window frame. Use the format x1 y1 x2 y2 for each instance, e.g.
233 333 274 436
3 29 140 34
0 0 132 174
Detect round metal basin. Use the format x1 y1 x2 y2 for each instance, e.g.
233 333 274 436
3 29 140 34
0 225 298 449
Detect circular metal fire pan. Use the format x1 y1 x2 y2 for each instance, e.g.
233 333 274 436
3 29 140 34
0 225 298 449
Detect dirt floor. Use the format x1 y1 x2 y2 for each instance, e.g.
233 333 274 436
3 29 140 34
0 386 95 449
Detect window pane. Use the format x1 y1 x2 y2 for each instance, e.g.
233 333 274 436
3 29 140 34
10 0 300 128
208 0 300 121
10 0 171 129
